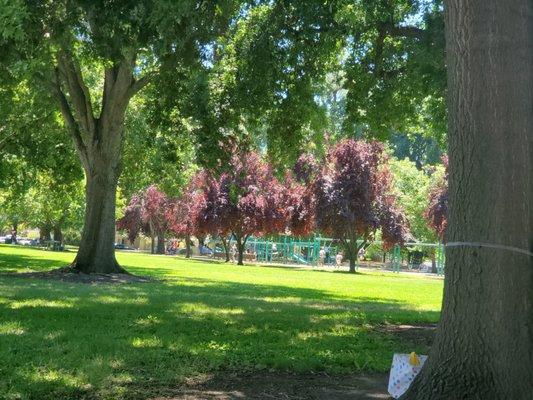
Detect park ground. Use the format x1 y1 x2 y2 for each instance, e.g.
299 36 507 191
0 245 442 400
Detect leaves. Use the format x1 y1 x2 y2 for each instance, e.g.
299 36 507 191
314 139 409 247
424 155 448 239
117 185 169 243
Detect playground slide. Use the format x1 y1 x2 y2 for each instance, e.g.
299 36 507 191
291 254 309 264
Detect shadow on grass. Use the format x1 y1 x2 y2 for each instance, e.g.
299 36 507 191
0 251 68 273
0 270 440 400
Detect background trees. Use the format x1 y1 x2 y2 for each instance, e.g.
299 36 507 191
0 0 245 273
27 176 85 244
314 139 409 272
0 74 84 243
166 179 204 259
1 1 448 274
389 158 443 244
198 152 286 265
180 0 446 173
116 186 169 254
424 156 448 240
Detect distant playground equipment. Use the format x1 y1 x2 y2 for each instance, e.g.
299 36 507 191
221 235 445 274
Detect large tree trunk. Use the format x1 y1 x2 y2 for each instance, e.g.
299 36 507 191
402 1 532 399
72 168 123 273
53 50 150 274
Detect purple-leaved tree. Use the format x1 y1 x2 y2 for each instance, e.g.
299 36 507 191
424 155 448 239
314 139 409 272
116 185 169 254
210 151 286 265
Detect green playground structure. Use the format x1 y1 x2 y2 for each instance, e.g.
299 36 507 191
221 235 445 274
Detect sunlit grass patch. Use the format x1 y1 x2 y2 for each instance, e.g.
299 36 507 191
0 320 26 335
0 244 443 399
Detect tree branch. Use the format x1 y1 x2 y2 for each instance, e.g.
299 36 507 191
128 72 154 98
386 24 425 39
53 68 90 171
57 50 96 136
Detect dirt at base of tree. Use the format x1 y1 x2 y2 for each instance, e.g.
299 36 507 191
2 267 155 284
375 323 437 347
150 372 391 400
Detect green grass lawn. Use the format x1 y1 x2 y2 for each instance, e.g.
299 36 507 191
0 244 443 399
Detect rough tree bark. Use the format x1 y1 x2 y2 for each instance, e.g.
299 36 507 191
402 1 532 399
53 50 150 273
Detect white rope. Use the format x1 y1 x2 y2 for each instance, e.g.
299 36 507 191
445 242 533 257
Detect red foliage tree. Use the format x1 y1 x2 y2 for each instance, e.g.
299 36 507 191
165 177 204 259
116 185 169 254
314 139 409 272
116 194 143 244
292 153 318 185
283 155 317 237
425 155 449 240
194 171 233 261
204 151 286 265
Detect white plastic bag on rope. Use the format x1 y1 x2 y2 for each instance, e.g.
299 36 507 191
387 353 427 399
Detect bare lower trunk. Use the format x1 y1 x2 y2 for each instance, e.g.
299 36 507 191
402 1 532 398
221 236 230 262
237 247 244 265
236 235 247 266
197 235 205 247
156 232 165 254
72 169 124 274
430 249 437 274
150 234 155 254
343 240 358 273
185 235 191 258
348 257 356 273
11 222 17 243
40 225 52 242
53 225 63 244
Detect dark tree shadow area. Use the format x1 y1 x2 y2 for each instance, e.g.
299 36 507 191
0 271 438 399
0 251 68 273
